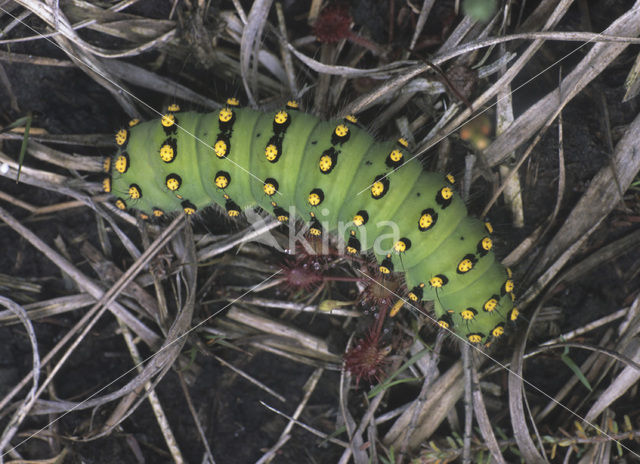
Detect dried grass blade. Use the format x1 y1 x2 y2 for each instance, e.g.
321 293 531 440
0 297 40 455
532 110 640 277
484 2 640 167
509 338 548 463
240 0 273 105
585 338 640 422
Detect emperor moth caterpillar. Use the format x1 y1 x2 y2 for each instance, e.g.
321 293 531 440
104 99 518 345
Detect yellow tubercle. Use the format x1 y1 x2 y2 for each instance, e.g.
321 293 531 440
115 129 128 146
371 181 385 198
334 124 349 137
219 107 233 122
263 183 277 196
274 111 289 124
215 175 229 189
308 192 322 206
265 144 278 161
128 185 141 199
458 258 474 273
461 309 476 320
115 154 128 173
484 298 498 312
440 187 453 200
214 140 228 158
161 114 175 127
468 334 483 344
319 155 333 172
394 240 407 253
504 279 514 293
159 144 175 162
419 213 433 230
484 221 494 234
166 176 181 191
389 149 403 162
481 237 493 251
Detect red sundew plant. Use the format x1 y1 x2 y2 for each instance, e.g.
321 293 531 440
313 2 382 54
344 307 393 384
279 256 327 294
344 332 392 384
357 267 403 311
345 266 408 383
313 3 352 43
278 239 359 295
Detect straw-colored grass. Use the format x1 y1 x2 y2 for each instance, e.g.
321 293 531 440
1 1 639 462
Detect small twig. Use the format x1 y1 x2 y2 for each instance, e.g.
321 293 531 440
213 354 286 403
0 297 40 462
471 355 506 464
263 368 324 463
259 401 349 448
541 306 634 347
396 332 445 463
462 342 473 464
177 374 216 464
116 319 185 464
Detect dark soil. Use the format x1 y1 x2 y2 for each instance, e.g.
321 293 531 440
1 0 639 462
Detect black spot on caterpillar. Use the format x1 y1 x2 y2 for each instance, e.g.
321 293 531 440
104 100 518 344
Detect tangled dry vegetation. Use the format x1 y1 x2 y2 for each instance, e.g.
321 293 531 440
1 0 640 463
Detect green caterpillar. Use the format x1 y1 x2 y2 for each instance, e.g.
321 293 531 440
103 99 518 345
